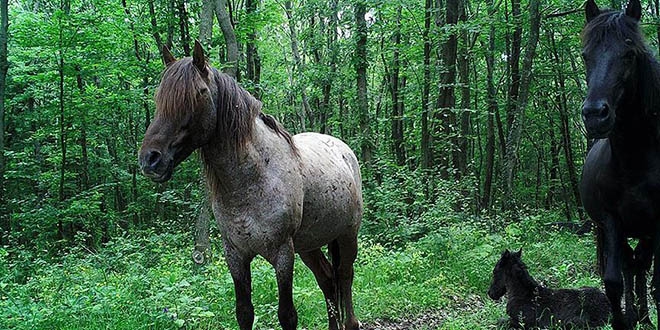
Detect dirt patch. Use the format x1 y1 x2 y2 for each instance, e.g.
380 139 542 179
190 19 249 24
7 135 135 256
360 294 486 330
361 310 447 330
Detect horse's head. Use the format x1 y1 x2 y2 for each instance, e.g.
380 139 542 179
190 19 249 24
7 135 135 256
487 249 522 301
139 41 218 182
581 0 643 138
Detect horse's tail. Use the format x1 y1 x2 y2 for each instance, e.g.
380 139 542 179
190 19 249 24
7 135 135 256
329 240 343 325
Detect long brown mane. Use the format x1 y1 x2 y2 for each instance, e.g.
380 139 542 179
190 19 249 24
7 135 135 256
155 58 296 153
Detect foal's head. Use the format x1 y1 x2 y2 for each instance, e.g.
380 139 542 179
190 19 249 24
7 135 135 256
488 249 525 300
581 0 646 138
138 42 219 182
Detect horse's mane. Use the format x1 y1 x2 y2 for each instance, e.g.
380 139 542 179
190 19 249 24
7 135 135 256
155 58 297 153
582 11 660 118
508 256 539 291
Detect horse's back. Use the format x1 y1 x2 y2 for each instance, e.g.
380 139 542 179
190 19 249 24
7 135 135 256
292 132 362 252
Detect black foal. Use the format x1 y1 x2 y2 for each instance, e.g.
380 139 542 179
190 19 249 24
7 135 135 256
488 249 610 329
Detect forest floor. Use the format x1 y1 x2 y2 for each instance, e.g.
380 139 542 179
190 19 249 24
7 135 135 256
0 211 623 329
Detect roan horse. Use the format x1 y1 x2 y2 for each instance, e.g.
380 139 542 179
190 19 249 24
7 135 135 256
581 0 660 329
488 249 610 329
138 41 363 330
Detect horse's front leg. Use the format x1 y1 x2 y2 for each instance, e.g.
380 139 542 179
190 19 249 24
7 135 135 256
224 241 255 330
623 244 638 327
601 218 628 330
634 239 653 326
270 239 298 330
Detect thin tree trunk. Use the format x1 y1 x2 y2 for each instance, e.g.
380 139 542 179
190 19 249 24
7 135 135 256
0 0 7 243
434 0 459 178
455 0 470 178
421 0 432 172
147 0 165 51
216 0 239 78
284 0 312 129
482 0 497 211
177 0 191 56
506 0 522 129
75 65 89 191
245 0 261 98
502 0 541 209
390 6 405 167
58 10 68 240
355 0 371 166
548 29 584 220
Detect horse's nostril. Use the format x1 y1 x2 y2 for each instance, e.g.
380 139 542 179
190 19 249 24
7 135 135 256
147 150 162 168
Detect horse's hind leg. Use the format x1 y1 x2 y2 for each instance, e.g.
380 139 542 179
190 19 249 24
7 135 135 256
269 239 298 330
335 234 360 330
300 249 341 330
224 242 255 330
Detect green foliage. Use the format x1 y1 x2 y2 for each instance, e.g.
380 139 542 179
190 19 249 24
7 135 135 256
0 210 603 329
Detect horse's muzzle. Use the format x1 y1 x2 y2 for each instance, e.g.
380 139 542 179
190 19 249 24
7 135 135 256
139 149 173 182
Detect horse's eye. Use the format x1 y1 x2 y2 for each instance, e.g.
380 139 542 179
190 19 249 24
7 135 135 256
625 38 633 45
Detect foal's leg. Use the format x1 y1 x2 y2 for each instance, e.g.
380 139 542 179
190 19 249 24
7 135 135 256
601 219 628 330
336 235 360 330
299 248 341 330
269 239 298 330
224 243 255 330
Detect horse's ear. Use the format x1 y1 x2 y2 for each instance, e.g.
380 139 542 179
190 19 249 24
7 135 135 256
515 248 522 257
626 0 641 21
193 40 207 73
586 0 600 22
162 45 176 66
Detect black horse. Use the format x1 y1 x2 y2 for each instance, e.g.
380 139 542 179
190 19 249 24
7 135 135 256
581 0 660 329
488 249 610 329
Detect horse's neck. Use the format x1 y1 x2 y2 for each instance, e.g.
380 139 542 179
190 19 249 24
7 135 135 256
201 118 290 198
610 89 660 169
505 268 539 299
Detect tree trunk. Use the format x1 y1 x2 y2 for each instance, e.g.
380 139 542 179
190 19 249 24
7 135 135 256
0 0 7 243
75 65 89 191
421 0 432 173
506 0 522 129
199 0 214 46
482 0 497 211
58 9 68 240
284 0 312 129
355 0 371 166
455 0 470 178
177 0 191 56
502 0 541 209
245 0 261 98
148 0 165 51
434 0 459 178
215 0 238 78
390 6 405 167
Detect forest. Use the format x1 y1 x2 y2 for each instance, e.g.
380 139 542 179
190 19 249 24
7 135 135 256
0 0 654 328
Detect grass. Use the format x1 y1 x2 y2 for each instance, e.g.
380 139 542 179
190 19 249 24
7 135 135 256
0 211 622 329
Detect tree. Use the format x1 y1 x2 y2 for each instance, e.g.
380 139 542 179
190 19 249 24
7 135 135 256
355 0 371 166
502 0 541 208
0 0 8 242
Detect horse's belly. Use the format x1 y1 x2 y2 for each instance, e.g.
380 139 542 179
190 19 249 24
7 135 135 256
292 133 363 252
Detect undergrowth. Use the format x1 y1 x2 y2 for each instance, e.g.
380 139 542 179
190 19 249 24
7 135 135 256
0 209 612 329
